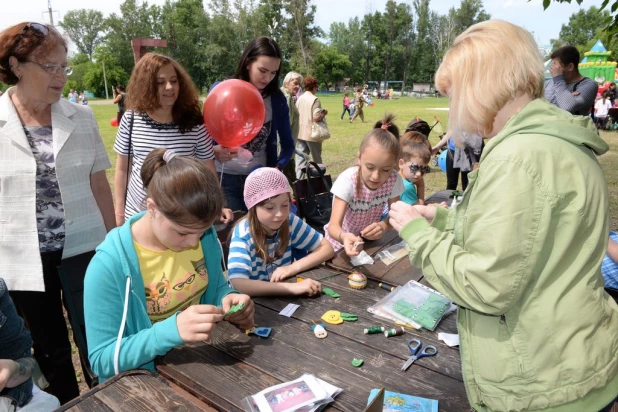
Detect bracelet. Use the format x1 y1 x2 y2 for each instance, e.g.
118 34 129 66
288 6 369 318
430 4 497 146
115 212 125 217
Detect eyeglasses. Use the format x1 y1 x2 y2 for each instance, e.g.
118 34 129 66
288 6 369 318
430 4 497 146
409 163 431 175
25 61 73 76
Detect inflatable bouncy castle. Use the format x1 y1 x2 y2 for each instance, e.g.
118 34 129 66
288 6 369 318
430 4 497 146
579 40 616 93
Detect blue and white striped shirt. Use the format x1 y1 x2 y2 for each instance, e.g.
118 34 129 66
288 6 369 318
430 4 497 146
228 213 323 281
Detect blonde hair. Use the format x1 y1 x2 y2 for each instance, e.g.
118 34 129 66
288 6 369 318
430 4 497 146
435 20 544 137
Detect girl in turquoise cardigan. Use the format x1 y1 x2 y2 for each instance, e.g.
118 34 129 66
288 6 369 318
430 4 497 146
84 149 254 382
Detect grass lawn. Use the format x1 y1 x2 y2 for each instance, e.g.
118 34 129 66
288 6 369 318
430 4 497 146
90 95 618 229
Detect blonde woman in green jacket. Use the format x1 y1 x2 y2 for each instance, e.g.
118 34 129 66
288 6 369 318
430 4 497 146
389 20 618 412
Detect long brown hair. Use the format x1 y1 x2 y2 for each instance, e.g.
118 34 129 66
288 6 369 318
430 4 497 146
356 113 400 196
141 149 223 228
127 53 202 133
241 196 291 264
0 22 67 85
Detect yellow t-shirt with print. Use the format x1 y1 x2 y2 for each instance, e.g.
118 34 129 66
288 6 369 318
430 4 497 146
134 241 209 323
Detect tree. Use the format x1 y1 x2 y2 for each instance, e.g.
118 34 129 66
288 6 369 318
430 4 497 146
410 0 434 83
328 17 366 85
104 0 164 76
311 43 352 88
161 0 212 89
283 0 323 71
62 53 94 96
543 0 616 35
453 0 490 34
59 9 106 60
550 6 610 53
83 46 128 97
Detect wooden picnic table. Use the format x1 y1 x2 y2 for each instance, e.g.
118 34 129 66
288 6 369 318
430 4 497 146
57 370 214 411
326 190 454 286
156 267 467 411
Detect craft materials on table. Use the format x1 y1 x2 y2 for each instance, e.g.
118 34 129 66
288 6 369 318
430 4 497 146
367 281 452 331
374 240 408 266
384 327 405 337
364 326 385 335
367 388 438 412
245 326 272 338
322 287 341 298
401 338 438 371
321 310 358 325
438 332 459 347
224 302 244 318
351 358 364 367
311 323 328 338
240 373 342 412
350 250 374 266
347 272 367 289
279 303 300 317
378 282 395 292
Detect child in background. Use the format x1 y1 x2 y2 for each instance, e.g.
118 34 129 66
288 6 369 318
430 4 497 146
398 140 432 206
350 88 367 123
325 113 404 256
228 168 334 296
400 131 432 204
341 92 351 120
595 91 612 129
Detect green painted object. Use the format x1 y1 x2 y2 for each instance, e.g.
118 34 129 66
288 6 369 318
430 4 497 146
224 302 244 317
340 312 358 321
351 358 364 367
322 287 341 298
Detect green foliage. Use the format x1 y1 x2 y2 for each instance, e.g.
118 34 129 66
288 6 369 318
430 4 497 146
62 0 491 95
312 43 352 88
60 9 106 60
62 53 95 96
550 6 611 52
543 0 618 37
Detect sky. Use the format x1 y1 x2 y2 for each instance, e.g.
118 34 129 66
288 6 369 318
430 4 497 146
0 0 608 49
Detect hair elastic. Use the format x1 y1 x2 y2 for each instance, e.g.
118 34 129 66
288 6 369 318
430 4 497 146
381 123 391 130
163 150 178 163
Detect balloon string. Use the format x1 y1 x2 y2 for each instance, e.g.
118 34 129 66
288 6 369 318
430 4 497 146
219 162 224 187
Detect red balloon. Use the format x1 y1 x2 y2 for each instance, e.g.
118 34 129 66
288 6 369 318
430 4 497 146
203 79 265 147
110 117 119 127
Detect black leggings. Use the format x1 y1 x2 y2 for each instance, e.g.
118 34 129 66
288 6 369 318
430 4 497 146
10 250 80 404
446 149 469 191
340 105 351 119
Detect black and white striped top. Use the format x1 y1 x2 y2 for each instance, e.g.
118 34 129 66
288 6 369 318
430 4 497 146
113 111 214 218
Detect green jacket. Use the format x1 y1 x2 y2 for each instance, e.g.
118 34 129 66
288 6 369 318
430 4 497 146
400 99 618 411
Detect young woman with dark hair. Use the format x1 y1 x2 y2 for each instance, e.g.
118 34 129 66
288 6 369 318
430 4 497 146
210 37 294 212
85 149 254 383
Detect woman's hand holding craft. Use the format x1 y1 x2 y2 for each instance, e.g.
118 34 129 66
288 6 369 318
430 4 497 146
213 145 239 163
389 201 425 232
293 279 322 296
176 305 223 342
222 294 255 330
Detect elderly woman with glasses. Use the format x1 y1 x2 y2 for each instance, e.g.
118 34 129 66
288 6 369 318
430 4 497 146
0 22 114 404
